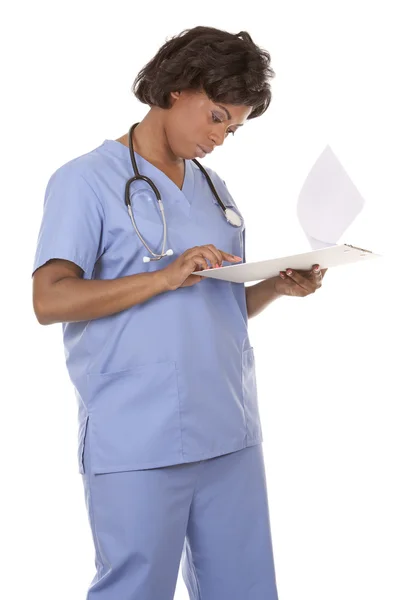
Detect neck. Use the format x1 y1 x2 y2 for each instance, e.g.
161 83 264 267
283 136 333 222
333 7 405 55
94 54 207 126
126 109 183 168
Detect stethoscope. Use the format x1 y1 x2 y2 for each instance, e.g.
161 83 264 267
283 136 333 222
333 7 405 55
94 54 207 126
124 122 243 262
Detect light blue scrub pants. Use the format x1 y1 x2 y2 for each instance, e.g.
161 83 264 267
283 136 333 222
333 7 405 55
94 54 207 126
81 436 280 600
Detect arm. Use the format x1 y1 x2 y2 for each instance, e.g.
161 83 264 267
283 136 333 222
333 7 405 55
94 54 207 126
32 167 168 325
33 259 169 326
245 276 282 319
245 266 327 318
32 246 238 325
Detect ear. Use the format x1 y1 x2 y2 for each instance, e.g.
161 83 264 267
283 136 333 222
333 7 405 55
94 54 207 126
170 91 181 103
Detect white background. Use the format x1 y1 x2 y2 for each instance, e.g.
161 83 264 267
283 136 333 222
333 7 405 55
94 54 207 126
2 1 406 599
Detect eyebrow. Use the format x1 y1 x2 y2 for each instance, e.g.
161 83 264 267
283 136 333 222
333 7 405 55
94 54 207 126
215 104 244 127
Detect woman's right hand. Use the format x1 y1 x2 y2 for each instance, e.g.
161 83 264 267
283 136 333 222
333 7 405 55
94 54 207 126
160 245 242 290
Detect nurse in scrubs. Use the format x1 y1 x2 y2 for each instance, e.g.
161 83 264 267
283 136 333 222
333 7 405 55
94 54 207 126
32 25 326 600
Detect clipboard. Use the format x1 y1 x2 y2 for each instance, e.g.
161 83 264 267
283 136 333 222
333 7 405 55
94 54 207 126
191 244 381 284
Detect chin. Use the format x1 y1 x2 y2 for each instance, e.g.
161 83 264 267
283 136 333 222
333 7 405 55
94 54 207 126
172 140 197 160
179 150 197 161
170 146 190 161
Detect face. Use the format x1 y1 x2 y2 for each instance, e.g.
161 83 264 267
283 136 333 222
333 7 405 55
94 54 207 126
164 89 252 160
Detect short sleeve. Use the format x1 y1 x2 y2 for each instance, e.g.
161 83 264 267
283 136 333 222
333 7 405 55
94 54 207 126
32 166 106 279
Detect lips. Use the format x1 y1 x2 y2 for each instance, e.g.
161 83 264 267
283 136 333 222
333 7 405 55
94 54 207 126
198 145 213 154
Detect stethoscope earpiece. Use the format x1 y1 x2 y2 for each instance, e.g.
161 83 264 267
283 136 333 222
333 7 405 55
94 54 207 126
126 122 242 262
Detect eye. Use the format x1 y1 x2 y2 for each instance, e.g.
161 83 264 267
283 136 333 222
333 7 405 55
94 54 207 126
211 112 223 124
211 112 237 137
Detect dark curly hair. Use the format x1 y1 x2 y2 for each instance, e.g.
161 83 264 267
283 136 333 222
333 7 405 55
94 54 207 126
131 26 275 120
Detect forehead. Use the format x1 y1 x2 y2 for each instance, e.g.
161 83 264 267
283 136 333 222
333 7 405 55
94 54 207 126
210 100 252 122
182 90 252 122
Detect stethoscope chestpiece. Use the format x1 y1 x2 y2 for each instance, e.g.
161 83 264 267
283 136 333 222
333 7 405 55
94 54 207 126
143 249 174 263
224 207 243 227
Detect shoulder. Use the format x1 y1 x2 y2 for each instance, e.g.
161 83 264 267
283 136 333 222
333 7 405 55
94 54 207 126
42 146 108 220
44 145 110 216
46 142 109 190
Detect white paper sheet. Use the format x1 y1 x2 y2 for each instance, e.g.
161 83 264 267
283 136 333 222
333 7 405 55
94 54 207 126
297 145 365 249
191 244 379 284
190 145 378 283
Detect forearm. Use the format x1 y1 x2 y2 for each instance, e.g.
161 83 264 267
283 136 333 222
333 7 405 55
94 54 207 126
245 276 282 319
37 271 169 325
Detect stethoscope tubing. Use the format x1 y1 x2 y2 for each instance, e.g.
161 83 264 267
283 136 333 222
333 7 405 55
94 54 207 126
124 122 241 261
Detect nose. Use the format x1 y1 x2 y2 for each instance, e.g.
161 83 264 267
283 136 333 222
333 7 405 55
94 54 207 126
209 129 226 148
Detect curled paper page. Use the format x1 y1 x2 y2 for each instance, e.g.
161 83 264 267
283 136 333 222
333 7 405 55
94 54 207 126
297 145 365 250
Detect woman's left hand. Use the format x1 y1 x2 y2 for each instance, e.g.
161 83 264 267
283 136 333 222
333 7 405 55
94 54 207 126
273 264 327 297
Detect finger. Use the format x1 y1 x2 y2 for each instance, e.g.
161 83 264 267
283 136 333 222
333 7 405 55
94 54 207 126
182 274 204 287
206 244 224 266
311 264 323 287
193 247 221 268
285 268 315 293
296 265 322 278
189 256 209 271
219 250 242 263
288 265 321 279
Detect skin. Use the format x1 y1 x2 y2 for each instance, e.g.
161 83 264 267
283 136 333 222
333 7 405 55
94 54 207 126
115 89 251 290
33 88 327 325
246 265 327 320
116 89 249 176
116 88 328 314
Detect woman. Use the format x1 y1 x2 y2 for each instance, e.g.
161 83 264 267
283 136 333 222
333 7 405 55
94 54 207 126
32 26 325 600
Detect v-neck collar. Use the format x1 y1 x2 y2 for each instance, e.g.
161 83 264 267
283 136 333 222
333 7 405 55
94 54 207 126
100 139 195 216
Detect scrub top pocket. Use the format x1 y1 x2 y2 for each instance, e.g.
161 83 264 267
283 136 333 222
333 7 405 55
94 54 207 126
86 361 183 474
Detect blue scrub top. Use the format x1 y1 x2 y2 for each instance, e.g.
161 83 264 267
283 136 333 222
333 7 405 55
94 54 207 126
32 139 263 475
